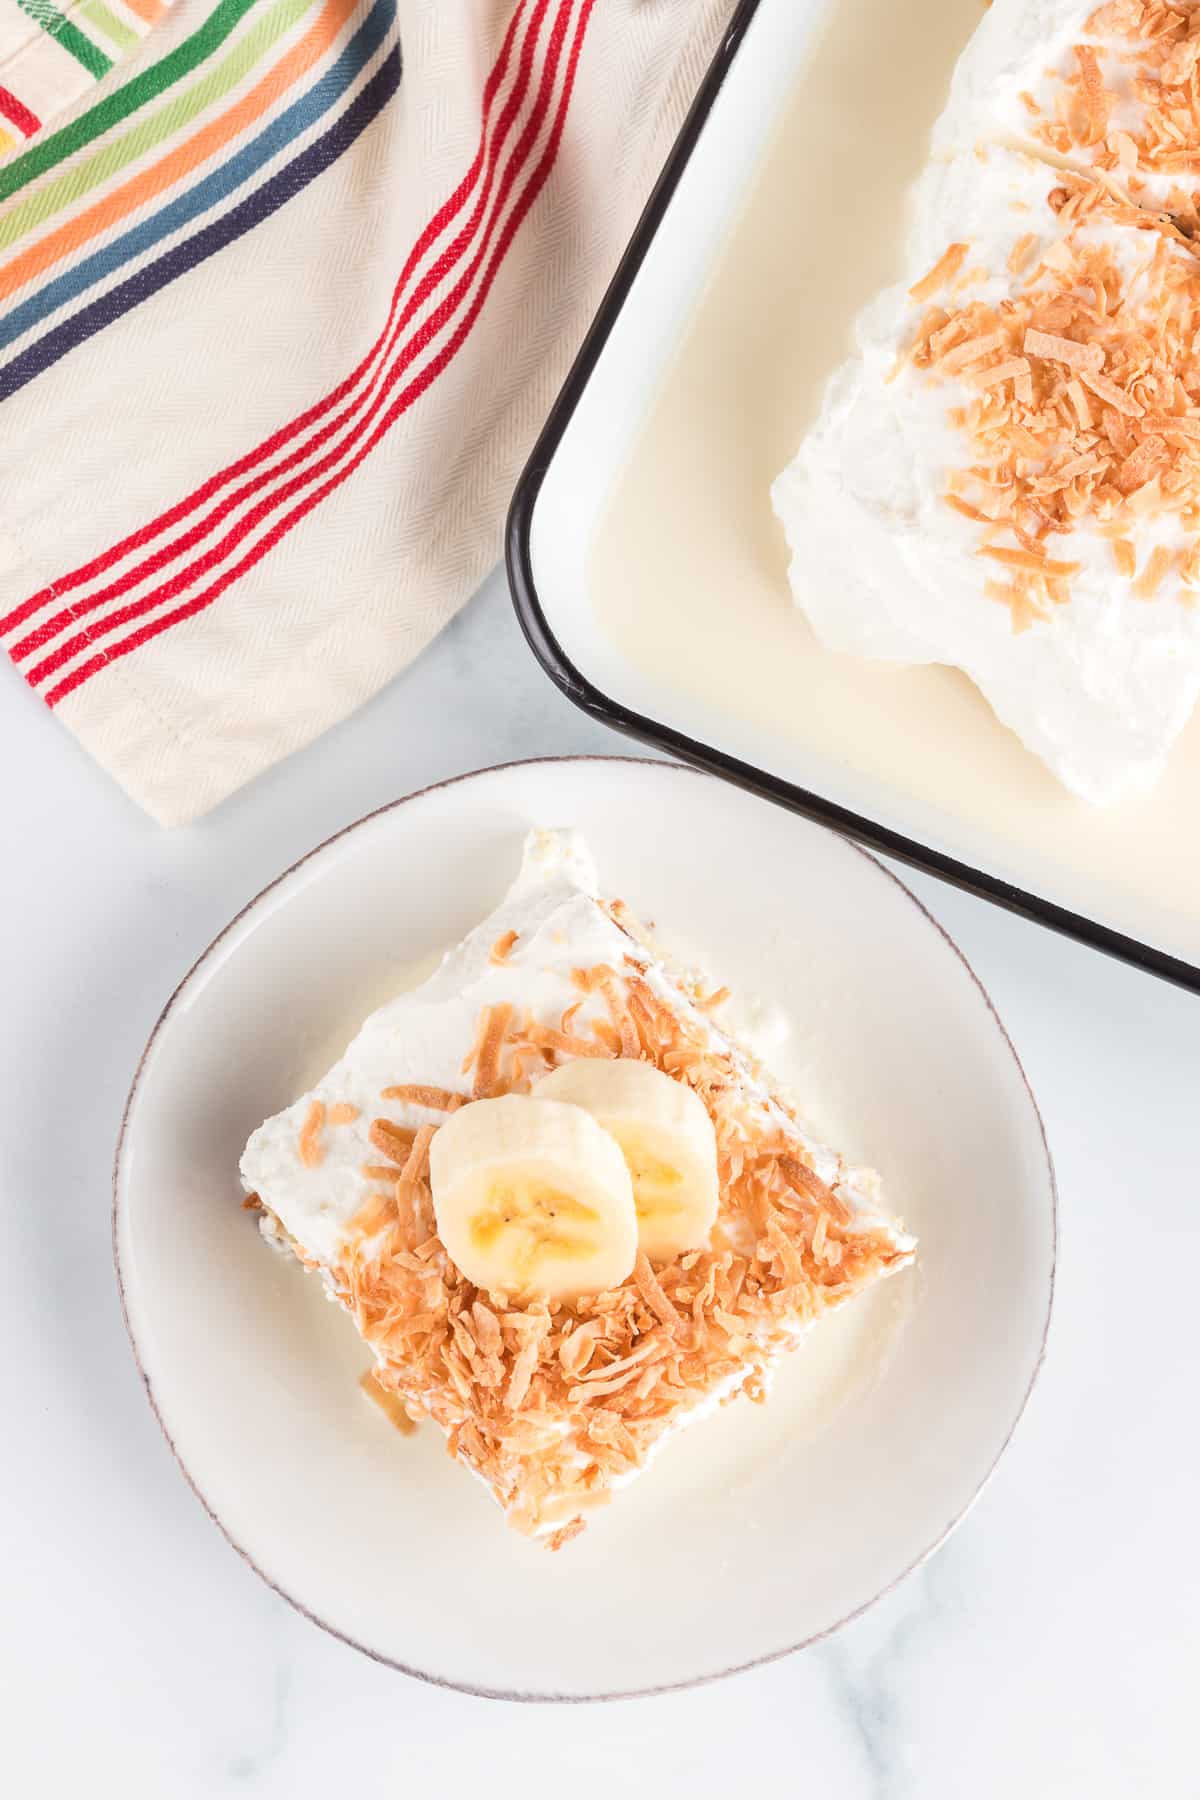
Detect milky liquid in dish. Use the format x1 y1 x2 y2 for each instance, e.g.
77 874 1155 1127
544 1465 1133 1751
590 0 1200 956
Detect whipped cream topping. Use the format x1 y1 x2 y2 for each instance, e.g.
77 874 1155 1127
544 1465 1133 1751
936 0 1200 212
773 4 1200 804
242 829 906 1268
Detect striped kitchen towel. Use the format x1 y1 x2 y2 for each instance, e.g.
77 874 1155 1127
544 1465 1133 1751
0 0 734 823
0 0 172 153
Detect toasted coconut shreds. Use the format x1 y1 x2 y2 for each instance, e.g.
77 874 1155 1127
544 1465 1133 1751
1030 5 1200 198
594 968 640 1058
361 1162 405 1183
909 240 969 302
380 1083 468 1111
1008 231 1038 274
944 492 990 523
351 1189 398 1239
986 580 1048 633
475 1002 515 1098
490 929 519 965
979 545 1081 577
697 986 731 1013
634 1252 685 1335
399 1123 438 1185
360 1369 419 1435
310 959 909 1548
298 1101 325 1168
369 1118 416 1164
911 136 1200 618
1075 44 1109 146
1111 537 1138 578
964 356 1031 390
505 1337 542 1412
458 1006 489 1079
1022 328 1103 373
546 1517 587 1552
778 1154 852 1224
1080 369 1144 417
524 1022 613 1060
328 1102 360 1126
1134 542 1175 596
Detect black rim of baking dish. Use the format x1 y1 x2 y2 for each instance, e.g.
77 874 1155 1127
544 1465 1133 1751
113 756 1056 1703
506 0 1200 999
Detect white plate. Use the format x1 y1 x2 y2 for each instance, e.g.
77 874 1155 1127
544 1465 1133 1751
114 757 1055 1699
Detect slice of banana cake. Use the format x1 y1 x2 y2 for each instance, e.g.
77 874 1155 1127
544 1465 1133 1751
241 830 915 1547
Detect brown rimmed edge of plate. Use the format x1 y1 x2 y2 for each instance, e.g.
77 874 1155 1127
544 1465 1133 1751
112 755 1058 1703
504 0 1200 999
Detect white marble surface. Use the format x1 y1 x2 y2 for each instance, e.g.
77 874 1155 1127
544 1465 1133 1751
2 566 1197 1798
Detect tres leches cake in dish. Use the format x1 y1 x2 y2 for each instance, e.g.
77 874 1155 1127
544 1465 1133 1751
240 830 915 1548
773 0 1200 805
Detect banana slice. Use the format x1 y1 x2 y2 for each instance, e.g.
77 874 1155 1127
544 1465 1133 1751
536 1059 719 1261
428 1095 637 1299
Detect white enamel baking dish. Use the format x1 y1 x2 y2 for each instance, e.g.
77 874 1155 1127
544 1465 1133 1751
508 0 1200 993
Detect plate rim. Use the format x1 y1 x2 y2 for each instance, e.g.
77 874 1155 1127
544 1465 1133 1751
502 0 1200 1000
112 754 1058 1702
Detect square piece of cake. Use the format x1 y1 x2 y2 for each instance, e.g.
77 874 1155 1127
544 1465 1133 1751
241 831 915 1546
